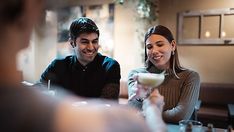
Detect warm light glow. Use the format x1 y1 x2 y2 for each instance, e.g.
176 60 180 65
221 31 226 37
205 31 210 38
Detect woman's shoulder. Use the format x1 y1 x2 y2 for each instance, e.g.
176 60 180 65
179 68 200 80
128 67 148 78
181 69 199 75
129 67 148 74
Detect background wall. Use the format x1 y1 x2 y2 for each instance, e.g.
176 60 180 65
18 0 234 84
159 0 234 83
17 12 58 82
114 1 146 80
18 0 147 82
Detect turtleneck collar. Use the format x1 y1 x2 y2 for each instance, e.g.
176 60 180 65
147 65 174 77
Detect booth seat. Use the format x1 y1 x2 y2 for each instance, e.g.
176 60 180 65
197 83 234 128
119 80 128 104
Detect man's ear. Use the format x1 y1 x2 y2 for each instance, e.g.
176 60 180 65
69 39 76 48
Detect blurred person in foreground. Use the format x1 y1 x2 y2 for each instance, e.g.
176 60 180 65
0 0 166 132
40 17 120 100
0 0 56 131
128 25 200 123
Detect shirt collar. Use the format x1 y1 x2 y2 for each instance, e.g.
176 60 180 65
72 53 100 70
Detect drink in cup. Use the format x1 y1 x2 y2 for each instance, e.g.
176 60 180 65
137 73 165 98
137 73 165 87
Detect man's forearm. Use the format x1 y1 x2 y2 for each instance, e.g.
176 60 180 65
100 83 120 100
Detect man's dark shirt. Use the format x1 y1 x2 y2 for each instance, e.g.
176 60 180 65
40 53 121 98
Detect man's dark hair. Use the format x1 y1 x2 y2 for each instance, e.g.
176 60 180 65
69 17 99 40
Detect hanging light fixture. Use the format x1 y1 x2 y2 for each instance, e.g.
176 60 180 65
116 0 124 5
137 0 150 18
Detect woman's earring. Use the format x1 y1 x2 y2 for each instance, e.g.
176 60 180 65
172 50 175 55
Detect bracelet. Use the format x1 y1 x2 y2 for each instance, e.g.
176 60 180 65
136 97 144 102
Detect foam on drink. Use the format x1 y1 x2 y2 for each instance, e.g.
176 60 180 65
137 73 165 87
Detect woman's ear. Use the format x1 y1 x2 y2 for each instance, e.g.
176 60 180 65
171 40 176 51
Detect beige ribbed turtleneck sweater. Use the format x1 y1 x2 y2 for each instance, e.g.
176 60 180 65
128 67 200 124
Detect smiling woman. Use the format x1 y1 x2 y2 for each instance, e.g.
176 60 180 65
128 25 201 123
0 1 160 132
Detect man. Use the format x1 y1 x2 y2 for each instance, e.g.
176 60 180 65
40 17 121 100
0 0 163 132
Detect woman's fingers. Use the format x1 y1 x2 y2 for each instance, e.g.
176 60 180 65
148 89 165 111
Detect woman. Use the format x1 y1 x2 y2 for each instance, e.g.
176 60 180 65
128 25 200 123
0 0 162 131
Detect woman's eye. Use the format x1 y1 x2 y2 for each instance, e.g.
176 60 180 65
146 45 152 49
156 42 164 47
157 44 163 47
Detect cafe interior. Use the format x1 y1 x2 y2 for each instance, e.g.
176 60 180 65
16 0 234 131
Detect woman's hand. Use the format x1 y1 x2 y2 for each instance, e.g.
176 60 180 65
132 74 152 99
147 89 165 111
142 89 167 132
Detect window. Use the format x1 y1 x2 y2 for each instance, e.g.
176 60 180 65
177 8 234 45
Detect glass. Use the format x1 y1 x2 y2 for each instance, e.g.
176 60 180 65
42 80 56 96
137 73 165 98
179 120 203 132
137 73 165 87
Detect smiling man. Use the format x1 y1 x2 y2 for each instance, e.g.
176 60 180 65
40 17 121 100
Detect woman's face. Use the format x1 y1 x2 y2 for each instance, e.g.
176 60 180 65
146 34 176 70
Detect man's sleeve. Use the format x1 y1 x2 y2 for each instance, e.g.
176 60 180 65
100 60 121 100
40 60 59 84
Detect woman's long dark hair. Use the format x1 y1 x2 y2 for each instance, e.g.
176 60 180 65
144 25 185 78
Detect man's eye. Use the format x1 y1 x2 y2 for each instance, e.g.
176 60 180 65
92 40 98 44
81 41 89 44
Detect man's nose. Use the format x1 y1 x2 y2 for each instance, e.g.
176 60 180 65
87 42 94 50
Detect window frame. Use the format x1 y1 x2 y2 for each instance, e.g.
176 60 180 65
177 8 234 45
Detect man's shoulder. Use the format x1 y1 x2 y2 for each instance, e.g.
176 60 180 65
98 53 119 66
51 56 74 66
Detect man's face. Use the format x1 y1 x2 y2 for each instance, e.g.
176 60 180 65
73 33 99 66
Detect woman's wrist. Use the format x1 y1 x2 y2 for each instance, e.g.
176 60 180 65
129 93 145 102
